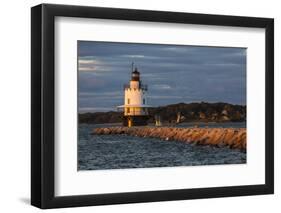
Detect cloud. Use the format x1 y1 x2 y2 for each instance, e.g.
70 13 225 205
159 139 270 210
79 107 116 112
152 84 172 90
79 59 100 64
121 54 145 58
78 58 113 72
79 67 96 71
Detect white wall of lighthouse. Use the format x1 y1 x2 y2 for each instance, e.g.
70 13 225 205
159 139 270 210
124 85 147 116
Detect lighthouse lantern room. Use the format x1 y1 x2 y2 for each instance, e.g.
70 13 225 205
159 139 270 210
117 65 150 127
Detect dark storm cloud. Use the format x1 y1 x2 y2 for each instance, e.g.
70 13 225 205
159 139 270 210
78 41 246 112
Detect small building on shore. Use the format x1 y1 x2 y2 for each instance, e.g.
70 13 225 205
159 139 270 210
117 65 151 127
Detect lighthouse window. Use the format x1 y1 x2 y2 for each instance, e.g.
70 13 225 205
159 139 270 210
127 98 130 104
143 98 145 104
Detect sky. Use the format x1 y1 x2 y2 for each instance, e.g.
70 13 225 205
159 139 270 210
78 41 246 113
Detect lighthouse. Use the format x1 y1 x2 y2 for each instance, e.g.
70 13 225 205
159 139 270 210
117 65 150 127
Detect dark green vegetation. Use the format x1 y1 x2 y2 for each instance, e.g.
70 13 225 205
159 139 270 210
79 102 246 124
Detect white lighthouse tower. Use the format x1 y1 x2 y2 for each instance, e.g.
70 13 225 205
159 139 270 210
117 65 150 127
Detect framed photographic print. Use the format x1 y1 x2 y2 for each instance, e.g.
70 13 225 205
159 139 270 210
31 4 274 209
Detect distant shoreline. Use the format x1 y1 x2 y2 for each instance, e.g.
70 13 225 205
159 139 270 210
79 102 246 124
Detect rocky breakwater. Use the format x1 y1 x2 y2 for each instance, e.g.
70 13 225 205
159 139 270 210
92 127 246 150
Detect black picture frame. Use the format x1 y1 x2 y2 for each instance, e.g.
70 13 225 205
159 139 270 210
31 3 274 209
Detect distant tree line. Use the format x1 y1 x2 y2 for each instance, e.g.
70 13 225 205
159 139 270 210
79 102 246 124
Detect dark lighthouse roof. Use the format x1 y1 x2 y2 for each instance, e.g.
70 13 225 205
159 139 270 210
132 67 140 74
131 68 140 81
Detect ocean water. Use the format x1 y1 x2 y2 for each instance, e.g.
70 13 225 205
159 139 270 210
78 122 246 170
